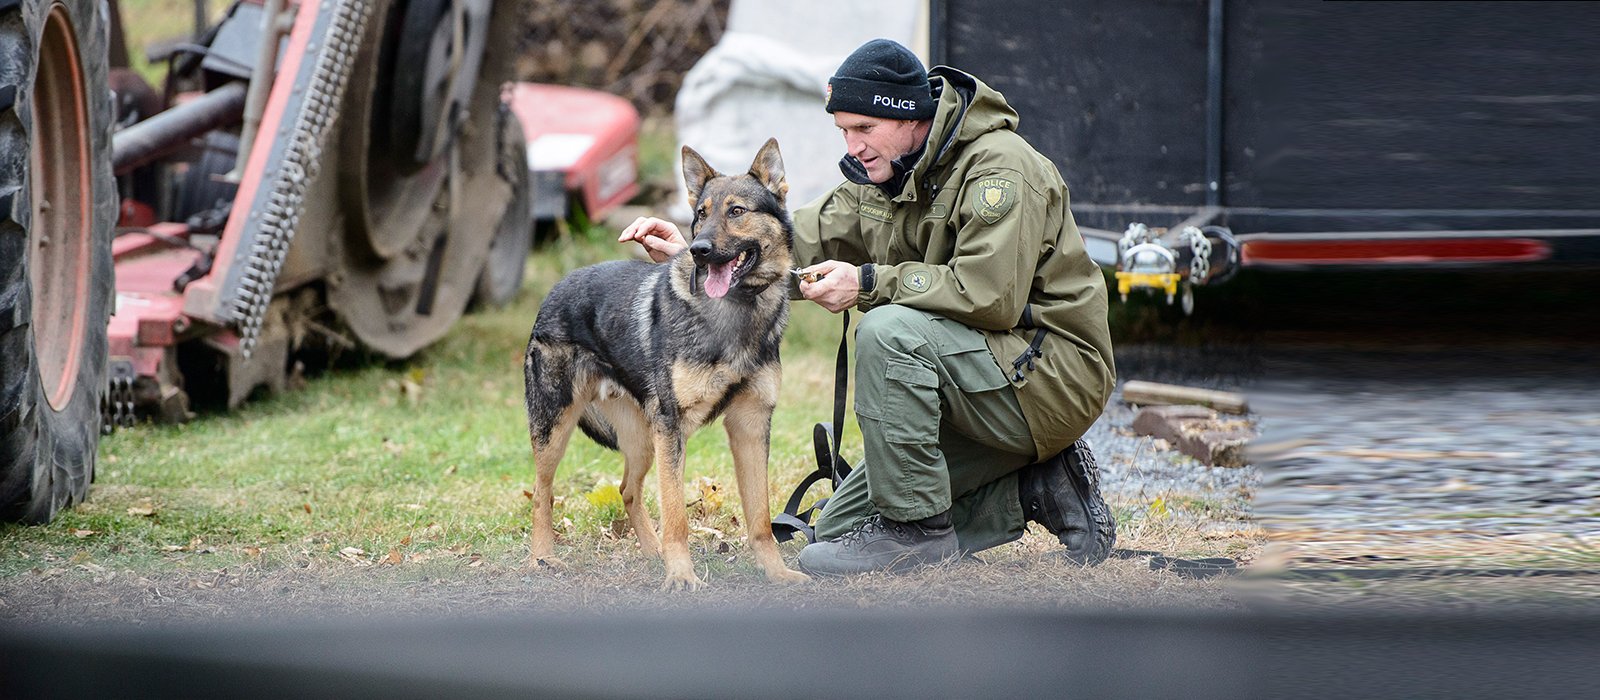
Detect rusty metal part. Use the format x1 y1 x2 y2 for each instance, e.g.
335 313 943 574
325 0 517 358
101 359 137 433
182 0 373 357
231 0 287 179
111 81 246 174
28 4 94 412
336 0 446 263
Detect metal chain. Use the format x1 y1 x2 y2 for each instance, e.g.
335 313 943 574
1181 226 1212 283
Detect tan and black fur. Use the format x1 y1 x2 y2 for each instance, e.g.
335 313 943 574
523 139 806 590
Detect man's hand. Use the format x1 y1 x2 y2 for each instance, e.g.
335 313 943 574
798 260 860 313
618 216 686 263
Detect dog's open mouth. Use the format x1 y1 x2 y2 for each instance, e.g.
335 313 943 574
700 246 760 299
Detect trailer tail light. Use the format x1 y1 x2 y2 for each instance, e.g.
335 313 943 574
1240 238 1552 266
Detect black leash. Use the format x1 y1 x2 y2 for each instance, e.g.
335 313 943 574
772 311 852 544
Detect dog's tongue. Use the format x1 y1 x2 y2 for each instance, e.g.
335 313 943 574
705 261 734 298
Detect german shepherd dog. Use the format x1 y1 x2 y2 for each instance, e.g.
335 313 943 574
523 139 807 590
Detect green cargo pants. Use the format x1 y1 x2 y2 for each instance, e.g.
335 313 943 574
814 305 1037 554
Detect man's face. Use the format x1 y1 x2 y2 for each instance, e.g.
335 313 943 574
833 112 926 184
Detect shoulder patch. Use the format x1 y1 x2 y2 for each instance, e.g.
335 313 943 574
973 176 1017 224
903 270 932 293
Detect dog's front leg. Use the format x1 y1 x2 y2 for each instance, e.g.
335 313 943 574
653 429 704 591
725 389 809 585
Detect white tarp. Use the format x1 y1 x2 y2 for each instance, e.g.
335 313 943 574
672 0 926 220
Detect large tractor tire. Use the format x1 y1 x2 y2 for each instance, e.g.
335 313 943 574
0 0 117 523
471 102 532 309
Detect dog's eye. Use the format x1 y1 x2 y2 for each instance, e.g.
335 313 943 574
728 206 746 217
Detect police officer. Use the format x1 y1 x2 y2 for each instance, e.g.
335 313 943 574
622 38 1116 576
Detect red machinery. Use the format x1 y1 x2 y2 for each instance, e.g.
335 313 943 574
2 0 638 523
509 83 640 227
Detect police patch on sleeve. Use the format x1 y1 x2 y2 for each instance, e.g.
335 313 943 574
904 270 932 293
973 177 1017 224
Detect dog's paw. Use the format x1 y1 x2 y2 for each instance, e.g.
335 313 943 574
660 565 706 592
765 567 810 585
530 556 568 571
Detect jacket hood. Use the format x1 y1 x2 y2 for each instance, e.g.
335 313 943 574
924 67 1018 169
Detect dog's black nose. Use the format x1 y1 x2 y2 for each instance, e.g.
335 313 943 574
688 239 713 258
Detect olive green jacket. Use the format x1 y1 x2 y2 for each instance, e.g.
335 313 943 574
793 67 1115 459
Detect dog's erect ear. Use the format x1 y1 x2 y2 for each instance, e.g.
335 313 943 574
747 138 788 205
682 145 718 209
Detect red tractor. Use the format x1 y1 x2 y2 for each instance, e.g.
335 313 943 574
0 0 637 523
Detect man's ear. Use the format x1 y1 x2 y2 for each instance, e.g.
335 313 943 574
747 137 788 206
682 145 719 209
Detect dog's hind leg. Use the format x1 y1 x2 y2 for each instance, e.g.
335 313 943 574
652 427 704 591
600 397 661 558
525 344 585 569
529 402 583 569
724 373 809 584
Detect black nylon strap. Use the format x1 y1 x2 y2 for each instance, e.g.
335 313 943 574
772 311 852 544
829 311 851 486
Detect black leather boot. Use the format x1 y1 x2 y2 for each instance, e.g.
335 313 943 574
1019 439 1116 565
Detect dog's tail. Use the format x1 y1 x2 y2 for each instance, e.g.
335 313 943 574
576 408 619 451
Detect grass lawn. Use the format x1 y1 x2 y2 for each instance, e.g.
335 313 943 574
0 231 872 580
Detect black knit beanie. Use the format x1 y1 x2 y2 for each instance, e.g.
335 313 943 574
826 39 935 121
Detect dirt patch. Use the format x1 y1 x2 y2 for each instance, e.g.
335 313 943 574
0 529 1251 626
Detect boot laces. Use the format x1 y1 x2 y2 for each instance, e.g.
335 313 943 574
839 515 899 547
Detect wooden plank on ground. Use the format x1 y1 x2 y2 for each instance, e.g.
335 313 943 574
1122 380 1249 415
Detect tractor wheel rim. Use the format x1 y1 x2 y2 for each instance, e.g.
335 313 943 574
28 3 93 412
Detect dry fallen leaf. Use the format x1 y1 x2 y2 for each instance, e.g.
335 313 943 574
691 476 724 517
381 549 403 565
302 503 312 514
127 499 156 517
522 490 534 500
692 525 725 541
338 546 370 566
72 529 97 539
400 535 412 546
241 546 262 558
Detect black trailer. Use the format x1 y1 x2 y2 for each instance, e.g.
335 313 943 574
931 0 1600 313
